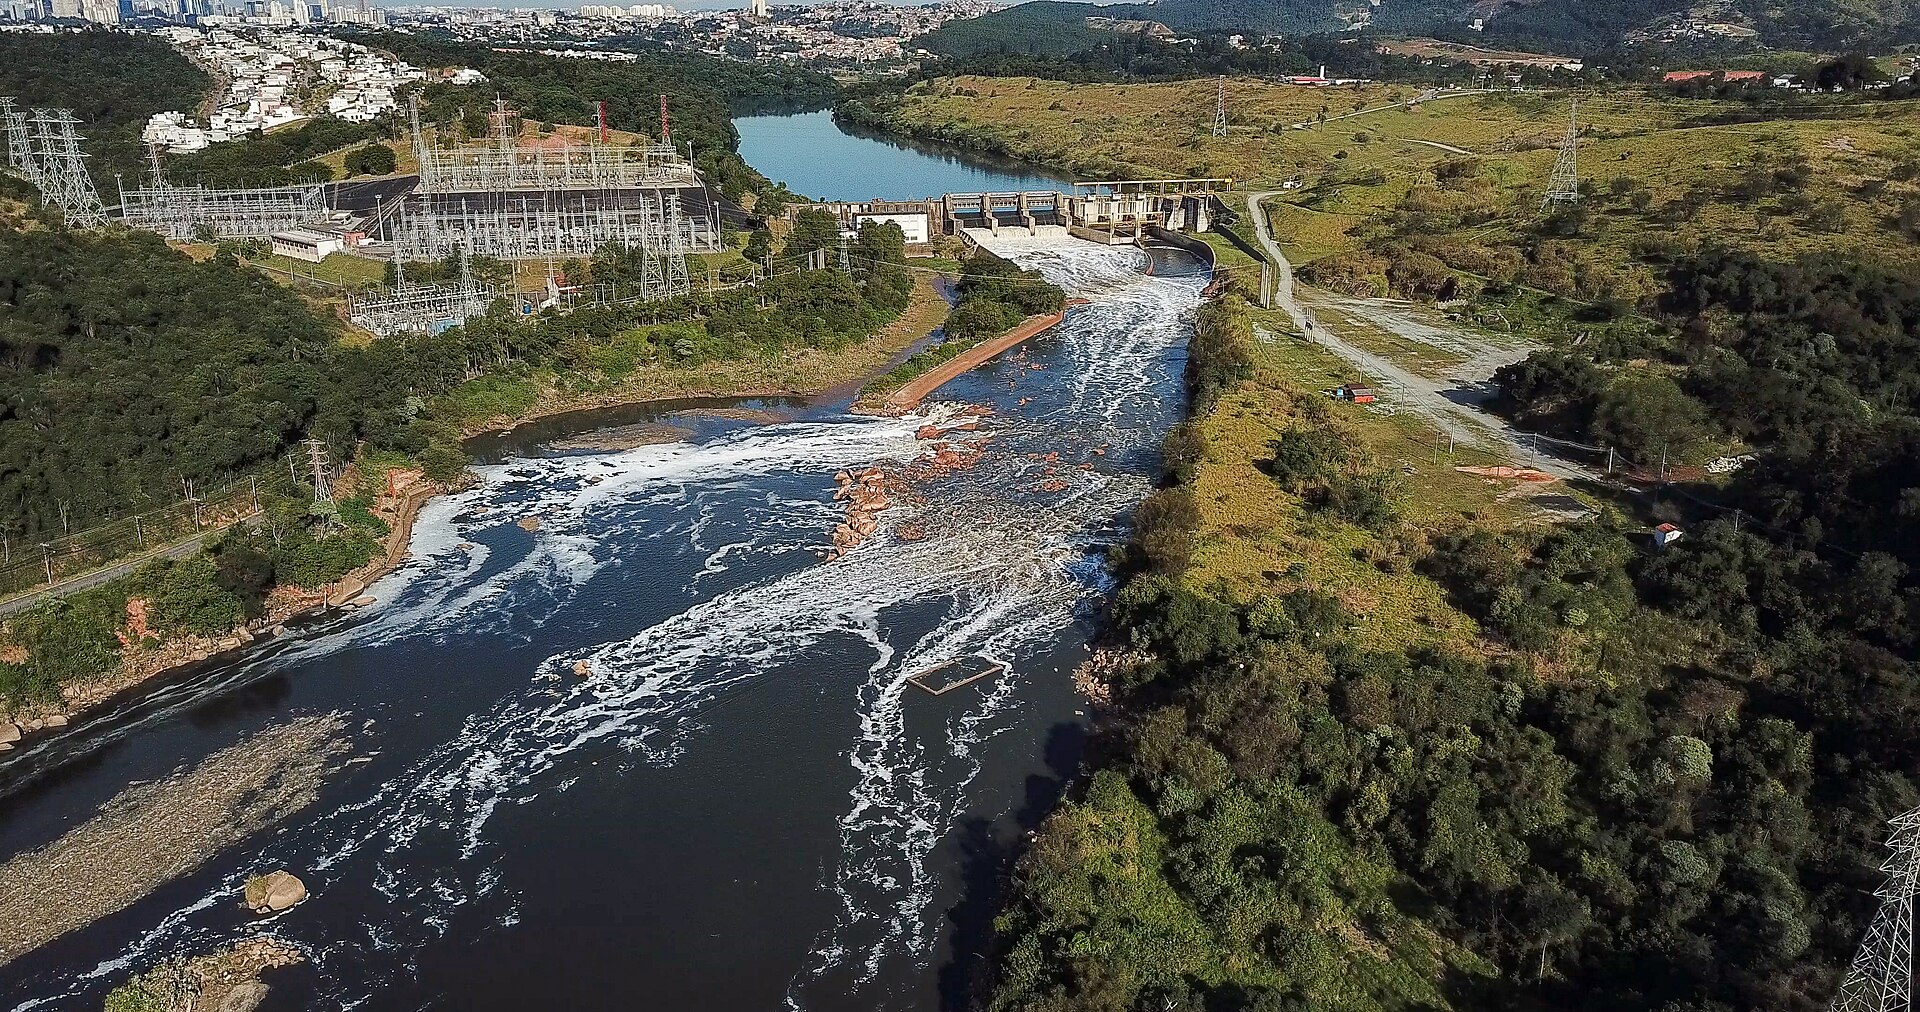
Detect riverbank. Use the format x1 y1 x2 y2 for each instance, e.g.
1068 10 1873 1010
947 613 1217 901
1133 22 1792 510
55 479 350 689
0 468 445 747
0 272 957 756
451 272 955 438
830 92 1101 181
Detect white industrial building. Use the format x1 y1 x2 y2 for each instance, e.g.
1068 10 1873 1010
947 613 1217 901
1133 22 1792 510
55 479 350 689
269 227 344 261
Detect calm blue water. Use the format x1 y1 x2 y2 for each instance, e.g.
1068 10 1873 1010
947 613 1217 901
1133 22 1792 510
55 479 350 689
735 110 1072 202
0 125 1200 1012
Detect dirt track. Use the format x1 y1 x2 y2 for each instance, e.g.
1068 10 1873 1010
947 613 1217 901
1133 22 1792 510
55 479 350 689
1245 193 1595 480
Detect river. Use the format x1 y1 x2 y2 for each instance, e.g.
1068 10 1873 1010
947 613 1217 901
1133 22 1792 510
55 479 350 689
734 109 1071 201
0 117 1200 1012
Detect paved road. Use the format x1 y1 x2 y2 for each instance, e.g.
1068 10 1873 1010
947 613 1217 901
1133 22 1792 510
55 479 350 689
0 520 246 618
1243 192 1591 480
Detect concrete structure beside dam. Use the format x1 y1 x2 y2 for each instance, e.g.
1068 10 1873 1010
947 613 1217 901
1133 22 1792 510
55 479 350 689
809 178 1233 247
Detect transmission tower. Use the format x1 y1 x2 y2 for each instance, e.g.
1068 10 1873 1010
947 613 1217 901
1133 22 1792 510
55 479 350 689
0 97 32 180
146 141 167 186
1540 98 1580 211
1211 78 1228 139
1833 805 1920 1012
305 438 333 505
664 193 689 293
28 108 107 227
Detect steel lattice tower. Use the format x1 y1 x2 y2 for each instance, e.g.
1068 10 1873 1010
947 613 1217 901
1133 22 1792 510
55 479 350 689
1211 78 1228 139
1833 806 1920 1012
664 193 689 293
1541 98 1580 210
305 439 333 505
28 108 106 227
0 97 32 180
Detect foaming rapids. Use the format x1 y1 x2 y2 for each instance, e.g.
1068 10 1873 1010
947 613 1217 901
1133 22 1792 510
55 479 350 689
8 237 1201 1011
788 237 1203 1005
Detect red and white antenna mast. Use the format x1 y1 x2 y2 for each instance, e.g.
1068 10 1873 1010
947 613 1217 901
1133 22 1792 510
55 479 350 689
658 93 671 144
596 100 609 144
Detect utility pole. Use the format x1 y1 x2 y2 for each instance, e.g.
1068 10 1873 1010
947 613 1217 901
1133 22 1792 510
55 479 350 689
1541 97 1580 211
1832 806 1920 1012
305 438 332 505
1211 78 1229 139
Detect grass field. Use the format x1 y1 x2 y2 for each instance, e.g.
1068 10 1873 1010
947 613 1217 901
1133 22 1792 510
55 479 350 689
880 76 1920 270
1180 298 1597 657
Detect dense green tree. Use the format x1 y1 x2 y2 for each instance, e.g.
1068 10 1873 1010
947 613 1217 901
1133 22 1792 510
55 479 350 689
0 31 210 182
343 143 397 177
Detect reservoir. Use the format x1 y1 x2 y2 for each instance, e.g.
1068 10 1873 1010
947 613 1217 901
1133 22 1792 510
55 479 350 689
735 109 1072 201
0 118 1200 1012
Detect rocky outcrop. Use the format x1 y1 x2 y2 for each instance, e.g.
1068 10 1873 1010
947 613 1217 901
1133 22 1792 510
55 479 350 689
826 467 905 561
109 935 303 1012
0 714 347 966
244 870 307 914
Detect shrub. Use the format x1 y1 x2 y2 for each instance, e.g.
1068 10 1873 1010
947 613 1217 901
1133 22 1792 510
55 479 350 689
1265 427 1348 491
1133 487 1198 575
143 555 244 636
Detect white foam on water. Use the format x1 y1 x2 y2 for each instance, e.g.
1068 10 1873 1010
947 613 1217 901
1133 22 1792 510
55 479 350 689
785 239 1202 1007
9 239 1203 1012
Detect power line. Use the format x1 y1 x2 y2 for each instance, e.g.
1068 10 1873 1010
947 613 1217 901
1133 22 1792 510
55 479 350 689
1832 806 1920 1012
24 107 105 227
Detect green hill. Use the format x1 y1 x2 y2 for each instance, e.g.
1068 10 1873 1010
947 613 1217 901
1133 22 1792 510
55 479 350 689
0 30 211 183
917 0 1920 56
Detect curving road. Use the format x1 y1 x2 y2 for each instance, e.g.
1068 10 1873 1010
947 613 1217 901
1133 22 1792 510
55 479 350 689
1242 192 1591 479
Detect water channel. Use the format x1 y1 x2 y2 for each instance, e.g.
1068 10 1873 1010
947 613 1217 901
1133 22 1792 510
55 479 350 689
0 113 1200 1011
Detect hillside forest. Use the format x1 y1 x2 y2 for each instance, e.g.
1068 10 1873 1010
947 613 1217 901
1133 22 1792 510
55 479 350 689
985 244 1920 1010
0 195 925 707
0 30 210 184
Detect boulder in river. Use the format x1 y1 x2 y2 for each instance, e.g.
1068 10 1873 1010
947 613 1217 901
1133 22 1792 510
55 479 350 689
244 870 308 914
517 515 543 532
0 722 19 745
